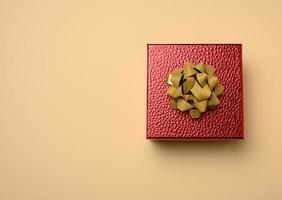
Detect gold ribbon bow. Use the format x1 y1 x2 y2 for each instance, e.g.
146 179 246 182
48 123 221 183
165 61 224 119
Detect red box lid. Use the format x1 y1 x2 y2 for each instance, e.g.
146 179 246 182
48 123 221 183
147 44 244 140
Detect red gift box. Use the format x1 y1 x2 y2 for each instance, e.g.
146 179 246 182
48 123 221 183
146 44 244 140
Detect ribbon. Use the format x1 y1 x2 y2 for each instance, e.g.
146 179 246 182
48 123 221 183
165 61 224 119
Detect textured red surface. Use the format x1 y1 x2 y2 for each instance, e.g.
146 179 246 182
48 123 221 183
147 44 244 139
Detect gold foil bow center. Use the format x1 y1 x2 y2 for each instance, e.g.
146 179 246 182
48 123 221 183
165 61 224 119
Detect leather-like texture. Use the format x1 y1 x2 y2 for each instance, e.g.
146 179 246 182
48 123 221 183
147 44 243 139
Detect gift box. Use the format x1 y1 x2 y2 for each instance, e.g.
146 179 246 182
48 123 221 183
146 44 244 140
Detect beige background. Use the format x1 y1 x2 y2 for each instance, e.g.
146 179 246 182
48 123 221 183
0 0 282 199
